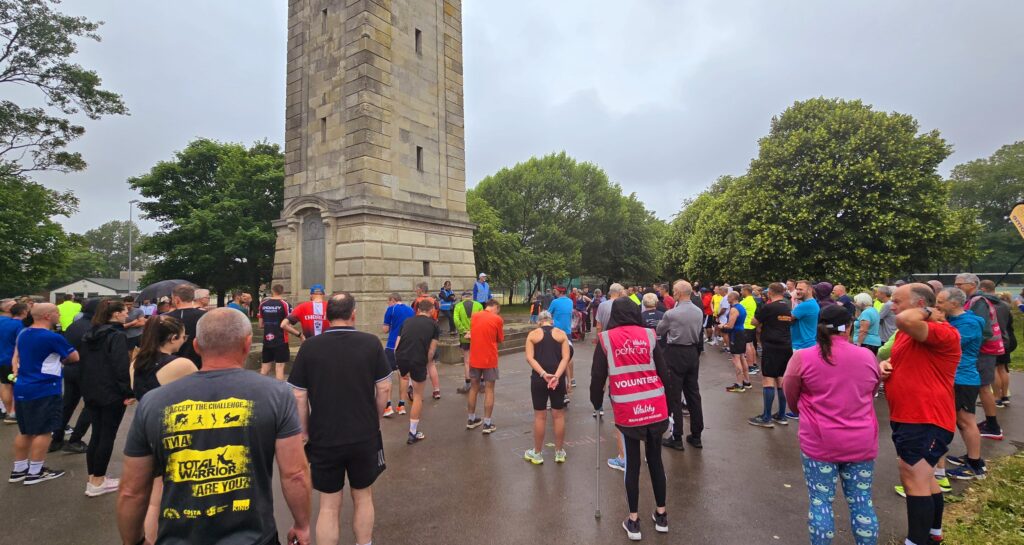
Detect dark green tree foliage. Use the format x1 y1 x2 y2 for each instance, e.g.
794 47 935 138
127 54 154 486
129 139 283 302
0 0 127 173
949 141 1024 271
470 152 663 289
668 98 979 286
0 166 77 294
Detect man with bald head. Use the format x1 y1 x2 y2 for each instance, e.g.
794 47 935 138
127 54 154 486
118 308 313 545
9 303 79 485
0 299 26 422
880 283 960 545
656 280 705 450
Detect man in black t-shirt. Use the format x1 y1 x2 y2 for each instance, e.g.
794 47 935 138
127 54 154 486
288 293 390 545
750 282 794 427
258 284 291 380
394 300 439 445
162 284 205 369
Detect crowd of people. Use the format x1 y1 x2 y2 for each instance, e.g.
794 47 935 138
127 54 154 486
0 269 1019 544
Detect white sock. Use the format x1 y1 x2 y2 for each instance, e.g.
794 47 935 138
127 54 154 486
468 413 476 420
28 460 43 475
934 468 946 478
409 420 418 434
13 459 27 472
930 528 942 536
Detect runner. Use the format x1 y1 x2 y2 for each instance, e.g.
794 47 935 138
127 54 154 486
288 292 390 545
0 301 26 425
226 290 247 313
394 299 439 444
590 298 671 541
791 280 820 350
701 288 715 344
548 285 575 390
740 285 759 375
8 303 78 485
122 296 146 352
413 282 443 400
57 294 81 332
523 311 570 464
283 284 329 343
994 290 1015 407
257 284 291 380
876 286 897 343
641 293 665 346
117 309 312 545
453 291 482 394
53 299 95 452
880 284 959 545
162 284 206 369
749 282 793 427
934 287 987 481
832 284 856 315
783 304 880 545
955 273 1004 440
717 286 732 352
382 293 414 416
722 292 750 393
657 280 704 450
852 293 883 354
467 300 504 434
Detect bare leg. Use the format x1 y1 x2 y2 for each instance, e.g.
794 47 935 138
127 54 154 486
484 381 495 419
428 359 440 392
275 362 286 381
533 411 546 452
316 490 343 545
400 375 411 405
13 433 31 461
996 365 1010 399
980 385 997 419
351 486 375 545
0 384 12 415
957 410 982 460
552 409 565 451
259 363 270 376
410 380 425 422
29 434 51 461
467 377 480 415
732 355 745 384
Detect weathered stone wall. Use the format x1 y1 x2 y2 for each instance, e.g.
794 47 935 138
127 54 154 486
274 0 475 329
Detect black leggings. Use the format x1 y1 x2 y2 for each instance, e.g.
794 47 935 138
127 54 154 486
85 402 126 477
623 432 667 514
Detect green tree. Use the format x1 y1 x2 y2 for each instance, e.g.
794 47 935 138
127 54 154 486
662 175 736 281
0 0 127 174
949 141 1024 272
0 166 77 295
466 191 525 288
79 220 151 276
670 98 979 286
129 139 283 304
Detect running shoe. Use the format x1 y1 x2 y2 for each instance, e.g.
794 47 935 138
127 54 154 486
1001 396 1011 406
936 476 952 492
382 405 394 418
3 413 16 424
623 517 642 541
466 416 482 429
662 436 685 451
652 511 668 533
607 457 626 472
773 415 789 426
23 467 65 485
725 384 745 393
570 378 577 388
995 398 1006 408
85 478 120 497
592 408 604 418
948 464 986 481
432 389 441 400
397 404 407 416
748 366 759 376
785 411 799 420
62 441 87 454
482 422 496 434
554 449 567 463
977 421 1004 440
742 381 752 389
524 449 544 465
406 431 425 445
946 454 967 467
747 415 774 428
686 435 703 449
8 469 27 483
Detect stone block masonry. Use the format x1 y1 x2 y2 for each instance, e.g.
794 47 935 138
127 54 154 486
273 0 476 329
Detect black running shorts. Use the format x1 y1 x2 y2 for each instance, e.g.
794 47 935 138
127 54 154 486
954 384 980 414
384 348 398 371
760 346 793 378
306 433 385 493
261 344 289 364
15 394 61 436
397 359 427 383
531 376 567 411
890 422 953 467
729 332 747 355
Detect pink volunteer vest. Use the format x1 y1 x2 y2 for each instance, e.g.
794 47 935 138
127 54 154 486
600 325 669 427
966 296 1005 355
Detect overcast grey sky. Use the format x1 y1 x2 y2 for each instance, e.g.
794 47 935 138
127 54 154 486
39 1 1024 234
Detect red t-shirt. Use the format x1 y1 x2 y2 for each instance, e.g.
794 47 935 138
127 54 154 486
662 294 676 310
413 295 439 321
886 322 961 432
287 300 328 338
468 310 504 369
702 293 713 316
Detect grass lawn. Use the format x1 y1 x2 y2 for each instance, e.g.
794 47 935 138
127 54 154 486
942 452 1024 545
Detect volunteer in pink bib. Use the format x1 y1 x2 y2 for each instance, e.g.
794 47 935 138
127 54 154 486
590 298 671 541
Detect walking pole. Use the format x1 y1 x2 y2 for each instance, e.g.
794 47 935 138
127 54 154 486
595 412 602 520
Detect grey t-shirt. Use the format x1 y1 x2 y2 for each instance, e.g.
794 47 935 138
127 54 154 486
878 301 897 343
657 300 704 345
125 308 146 339
596 298 615 329
124 368 301 545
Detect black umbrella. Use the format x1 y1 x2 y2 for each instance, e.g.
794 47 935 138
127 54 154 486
136 279 197 305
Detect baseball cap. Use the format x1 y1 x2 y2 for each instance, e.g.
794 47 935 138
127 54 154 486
461 290 472 297
310 284 325 294
478 273 487 278
818 304 851 332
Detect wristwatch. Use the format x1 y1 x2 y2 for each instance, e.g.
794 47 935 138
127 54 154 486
921 307 933 320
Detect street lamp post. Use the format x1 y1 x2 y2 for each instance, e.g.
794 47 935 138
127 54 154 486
129 199 139 293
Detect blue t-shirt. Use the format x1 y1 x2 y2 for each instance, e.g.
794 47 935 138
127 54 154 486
731 303 747 344
14 328 75 401
853 307 882 347
548 296 574 336
0 315 25 365
791 299 820 350
949 312 984 386
227 302 247 313
383 304 415 350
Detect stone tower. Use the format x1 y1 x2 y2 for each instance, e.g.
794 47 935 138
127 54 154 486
273 0 475 328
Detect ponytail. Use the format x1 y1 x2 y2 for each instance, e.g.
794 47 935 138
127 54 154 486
133 315 186 375
816 323 836 365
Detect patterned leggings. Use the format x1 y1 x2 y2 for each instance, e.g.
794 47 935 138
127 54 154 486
801 454 878 545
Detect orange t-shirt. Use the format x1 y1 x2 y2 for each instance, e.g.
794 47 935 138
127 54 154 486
469 310 504 369
413 295 439 321
886 322 961 432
